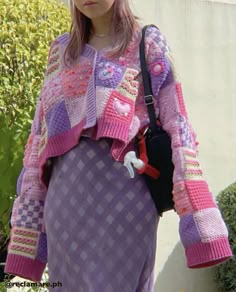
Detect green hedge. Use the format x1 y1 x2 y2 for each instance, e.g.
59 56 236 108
0 0 70 239
215 182 236 292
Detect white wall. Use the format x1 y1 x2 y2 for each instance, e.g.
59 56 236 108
131 0 236 291
60 0 236 291
201 0 236 3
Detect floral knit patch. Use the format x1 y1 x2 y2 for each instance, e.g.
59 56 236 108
96 61 124 88
148 55 168 96
150 62 164 76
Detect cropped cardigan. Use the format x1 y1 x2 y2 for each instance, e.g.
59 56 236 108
5 26 232 282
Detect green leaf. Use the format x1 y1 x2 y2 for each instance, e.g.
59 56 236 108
215 182 236 291
0 0 70 243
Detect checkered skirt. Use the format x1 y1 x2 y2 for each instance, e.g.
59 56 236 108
44 137 159 292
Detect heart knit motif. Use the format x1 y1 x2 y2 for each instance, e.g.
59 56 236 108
113 98 131 116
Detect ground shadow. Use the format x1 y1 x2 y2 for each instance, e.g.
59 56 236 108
154 241 219 292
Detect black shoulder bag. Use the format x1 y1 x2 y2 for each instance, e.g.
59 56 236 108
135 25 175 216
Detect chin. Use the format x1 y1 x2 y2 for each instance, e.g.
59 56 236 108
86 12 108 19
81 6 111 20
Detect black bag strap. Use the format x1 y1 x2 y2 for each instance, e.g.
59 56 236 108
139 25 159 134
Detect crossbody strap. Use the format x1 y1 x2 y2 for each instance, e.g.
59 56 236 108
139 25 159 134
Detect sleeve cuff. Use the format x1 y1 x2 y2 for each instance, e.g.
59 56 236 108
4 254 46 282
185 237 233 268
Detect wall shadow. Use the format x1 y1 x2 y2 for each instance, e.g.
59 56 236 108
154 242 219 292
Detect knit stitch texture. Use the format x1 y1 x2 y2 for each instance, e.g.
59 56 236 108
5 26 232 281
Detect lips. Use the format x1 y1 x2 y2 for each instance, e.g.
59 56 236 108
83 1 96 6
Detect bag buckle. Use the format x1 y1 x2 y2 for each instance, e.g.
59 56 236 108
144 95 154 105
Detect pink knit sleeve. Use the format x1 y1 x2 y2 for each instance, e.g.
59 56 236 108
146 26 232 268
4 39 59 281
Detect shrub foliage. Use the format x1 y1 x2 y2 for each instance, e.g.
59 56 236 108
215 182 236 292
0 0 70 239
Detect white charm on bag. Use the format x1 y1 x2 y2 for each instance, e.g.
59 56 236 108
123 151 145 178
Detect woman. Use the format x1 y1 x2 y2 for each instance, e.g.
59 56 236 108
5 0 232 291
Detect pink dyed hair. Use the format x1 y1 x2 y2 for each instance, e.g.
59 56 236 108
64 0 140 65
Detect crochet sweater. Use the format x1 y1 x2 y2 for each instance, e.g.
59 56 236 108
5 26 232 282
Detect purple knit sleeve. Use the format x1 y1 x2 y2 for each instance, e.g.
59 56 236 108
4 91 47 282
4 39 60 281
146 26 232 268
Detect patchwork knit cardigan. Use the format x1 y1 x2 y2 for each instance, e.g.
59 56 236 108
5 26 232 282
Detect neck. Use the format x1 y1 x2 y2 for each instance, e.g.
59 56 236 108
91 10 113 36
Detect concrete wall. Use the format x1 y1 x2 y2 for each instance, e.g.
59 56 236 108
60 0 236 291
131 1 236 291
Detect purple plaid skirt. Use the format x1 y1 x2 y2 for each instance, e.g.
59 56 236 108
44 137 159 292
